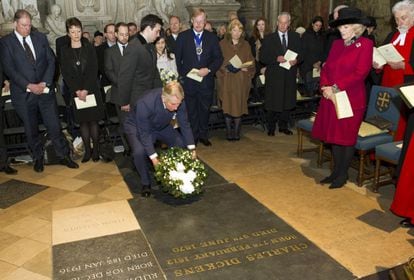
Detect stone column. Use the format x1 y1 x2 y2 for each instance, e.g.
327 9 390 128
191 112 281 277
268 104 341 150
263 0 280 31
237 0 263 35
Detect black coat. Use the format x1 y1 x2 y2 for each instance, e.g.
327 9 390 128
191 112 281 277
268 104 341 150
260 31 302 112
300 29 325 78
59 40 104 122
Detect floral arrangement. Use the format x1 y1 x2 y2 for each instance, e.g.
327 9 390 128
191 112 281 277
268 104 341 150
154 147 207 199
159 68 179 86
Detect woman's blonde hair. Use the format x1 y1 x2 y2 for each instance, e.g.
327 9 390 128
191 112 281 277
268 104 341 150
225 19 244 41
351 23 366 36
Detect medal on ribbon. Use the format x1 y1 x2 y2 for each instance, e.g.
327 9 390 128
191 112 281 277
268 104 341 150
194 32 203 56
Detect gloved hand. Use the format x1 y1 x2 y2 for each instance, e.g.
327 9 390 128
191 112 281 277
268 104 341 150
226 64 240 73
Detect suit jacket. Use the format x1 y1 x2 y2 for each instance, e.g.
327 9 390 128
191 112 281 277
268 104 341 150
260 31 302 112
0 31 56 103
117 38 162 107
104 44 123 105
96 42 111 87
59 40 99 96
124 87 194 156
166 34 177 54
175 29 223 90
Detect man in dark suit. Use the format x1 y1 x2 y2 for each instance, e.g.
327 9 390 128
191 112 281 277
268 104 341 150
166 15 181 54
117 14 163 113
105 22 130 152
0 9 78 172
175 8 223 146
260 12 302 136
0 67 17 175
96 23 116 88
124 81 196 197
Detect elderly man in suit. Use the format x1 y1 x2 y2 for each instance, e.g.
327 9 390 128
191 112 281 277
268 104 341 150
124 81 196 197
260 12 302 136
0 9 78 172
117 14 163 113
175 8 223 146
105 22 130 153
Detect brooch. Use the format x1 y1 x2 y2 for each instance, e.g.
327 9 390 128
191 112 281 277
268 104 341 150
356 42 361 48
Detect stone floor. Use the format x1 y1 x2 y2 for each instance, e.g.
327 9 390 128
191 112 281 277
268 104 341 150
0 125 412 279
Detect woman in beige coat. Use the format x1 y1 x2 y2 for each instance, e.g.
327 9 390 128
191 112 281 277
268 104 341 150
217 19 255 141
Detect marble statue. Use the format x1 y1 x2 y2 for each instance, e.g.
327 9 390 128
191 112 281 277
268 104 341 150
2 0 20 22
45 4 66 52
76 0 100 13
134 0 175 25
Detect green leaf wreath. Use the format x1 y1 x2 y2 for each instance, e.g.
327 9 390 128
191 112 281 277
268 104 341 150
154 147 207 199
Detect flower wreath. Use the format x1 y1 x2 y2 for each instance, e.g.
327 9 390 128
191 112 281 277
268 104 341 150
154 147 207 199
159 68 179 86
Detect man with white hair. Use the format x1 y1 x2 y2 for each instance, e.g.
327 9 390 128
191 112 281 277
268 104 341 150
260 12 302 136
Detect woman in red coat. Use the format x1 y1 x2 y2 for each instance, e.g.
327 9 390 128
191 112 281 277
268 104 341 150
311 8 373 189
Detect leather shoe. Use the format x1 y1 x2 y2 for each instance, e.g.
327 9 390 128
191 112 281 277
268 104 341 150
267 130 275 136
59 156 79 169
199 138 212 146
279 128 293 135
0 165 18 175
400 218 414 228
320 175 335 185
33 158 44 173
141 185 151 197
329 178 347 189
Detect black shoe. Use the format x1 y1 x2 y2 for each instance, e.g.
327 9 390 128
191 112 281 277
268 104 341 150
329 177 347 189
320 175 335 185
279 128 293 135
60 156 79 169
0 165 18 175
267 130 275 136
92 149 100 162
141 185 151 197
81 153 91 163
400 218 414 228
33 158 44 173
199 138 212 146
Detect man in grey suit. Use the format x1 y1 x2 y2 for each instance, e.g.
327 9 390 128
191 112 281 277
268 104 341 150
0 9 78 172
117 14 163 113
105 22 130 152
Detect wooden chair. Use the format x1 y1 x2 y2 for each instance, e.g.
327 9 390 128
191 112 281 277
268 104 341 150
373 141 402 192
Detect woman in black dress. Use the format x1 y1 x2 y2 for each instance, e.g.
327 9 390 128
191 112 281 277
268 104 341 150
59 17 104 162
249 17 271 102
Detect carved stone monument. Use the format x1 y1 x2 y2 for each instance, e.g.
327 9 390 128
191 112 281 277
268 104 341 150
185 0 241 29
45 4 66 52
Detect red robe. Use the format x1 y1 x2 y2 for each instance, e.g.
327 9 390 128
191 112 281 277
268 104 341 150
390 116 414 223
381 27 414 141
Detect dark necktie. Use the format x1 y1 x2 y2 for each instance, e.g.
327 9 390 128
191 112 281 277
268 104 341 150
122 45 126 56
23 36 35 64
282 34 287 51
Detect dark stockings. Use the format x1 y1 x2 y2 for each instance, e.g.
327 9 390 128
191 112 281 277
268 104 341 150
80 121 99 162
224 116 242 141
329 144 355 187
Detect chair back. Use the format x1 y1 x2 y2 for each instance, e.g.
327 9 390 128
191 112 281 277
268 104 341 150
365 86 401 132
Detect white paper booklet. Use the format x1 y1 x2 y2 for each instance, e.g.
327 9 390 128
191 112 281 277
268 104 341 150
279 49 298 70
229 55 253 69
333 91 354 119
186 68 203 82
259 74 265 85
397 84 414 109
312 67 320 78
74 94 97 109
375 44 404 64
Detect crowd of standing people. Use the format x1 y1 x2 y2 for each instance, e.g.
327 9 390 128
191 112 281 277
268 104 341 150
0 2 412 227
